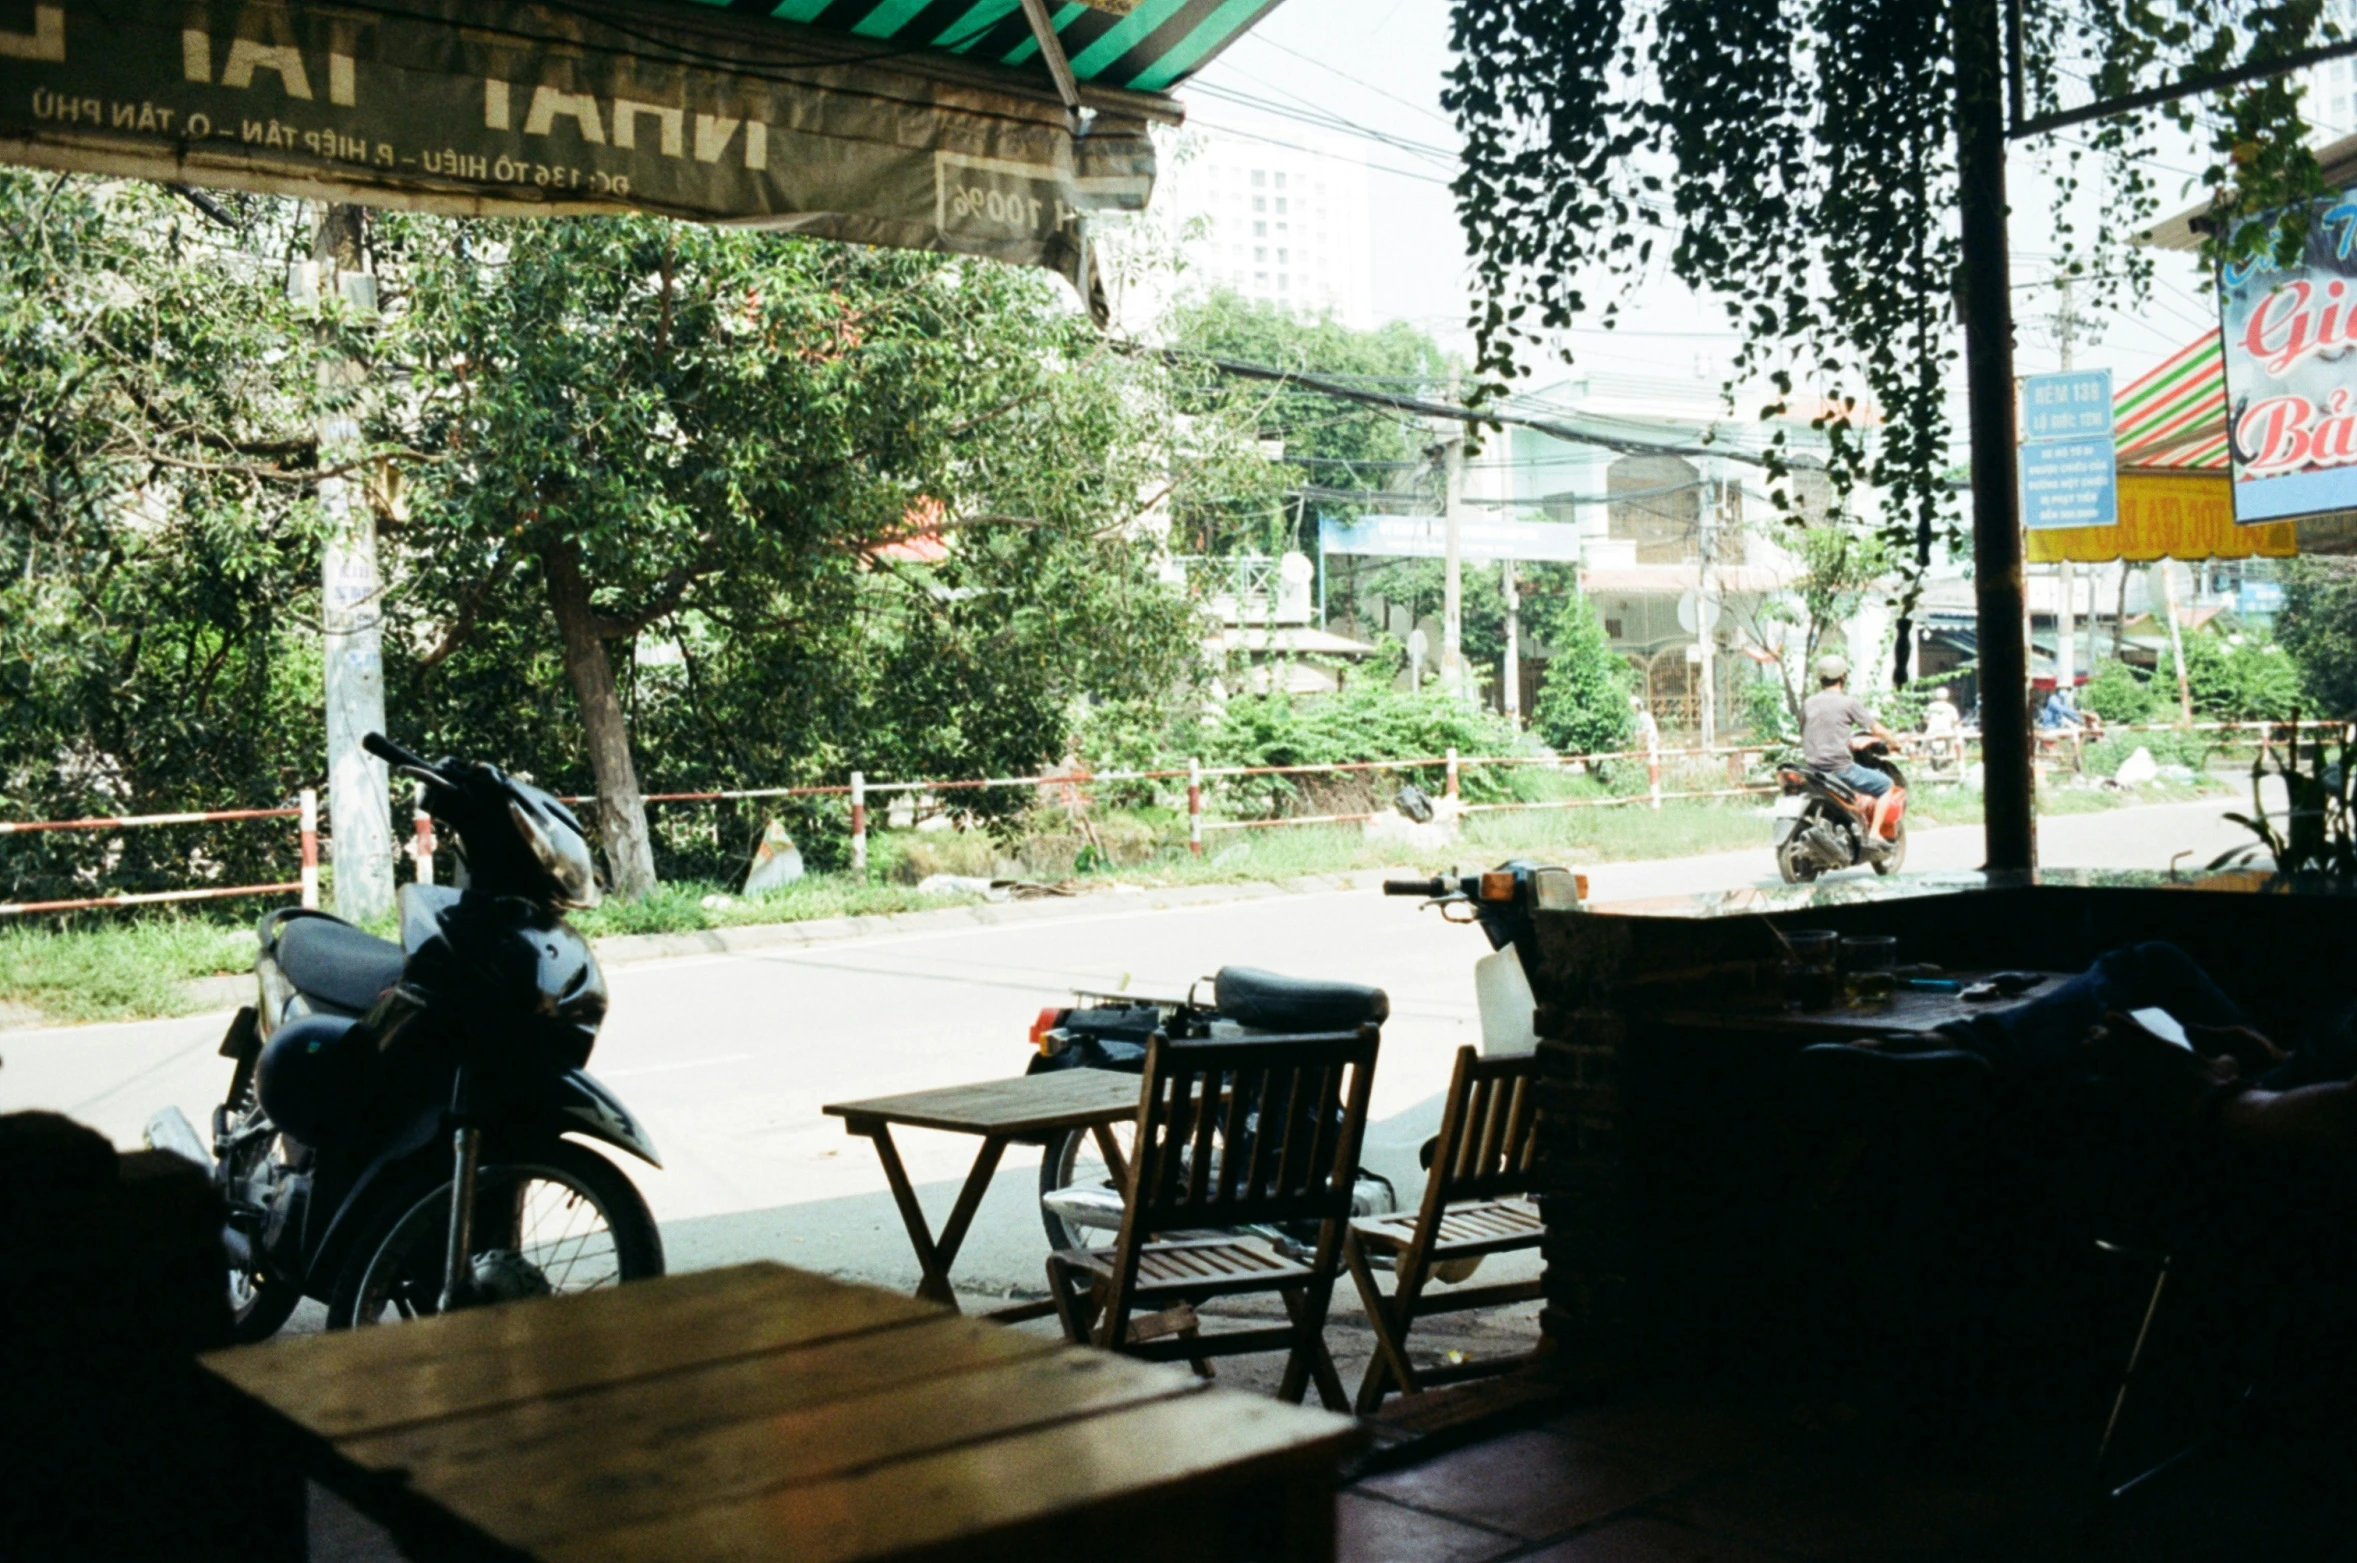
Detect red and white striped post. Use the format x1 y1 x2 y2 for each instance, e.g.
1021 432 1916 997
298 789 320 909
849 770 868 875
412 783 436 885
1446 747 1460 800
1187 758 1204 856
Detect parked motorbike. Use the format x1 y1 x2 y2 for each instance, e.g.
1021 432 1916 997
1772 739 1909 884
1022 860 1579 1255
144 732 663 1339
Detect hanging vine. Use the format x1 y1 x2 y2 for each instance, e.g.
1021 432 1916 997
1447 0 2330 621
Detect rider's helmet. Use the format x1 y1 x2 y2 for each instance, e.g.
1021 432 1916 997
1815 654 1850 685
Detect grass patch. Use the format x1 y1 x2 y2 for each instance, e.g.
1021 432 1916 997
0 917 255 1025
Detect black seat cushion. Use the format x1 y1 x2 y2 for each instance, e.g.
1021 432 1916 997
1214 966 1389 1032
274 915 405 1014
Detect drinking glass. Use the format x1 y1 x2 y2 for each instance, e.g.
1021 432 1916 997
1780 929 1840 1010
1841 935 1898 1007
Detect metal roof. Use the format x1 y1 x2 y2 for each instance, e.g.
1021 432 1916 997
693 0 1282 94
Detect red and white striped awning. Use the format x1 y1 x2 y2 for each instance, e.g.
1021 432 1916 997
2113 331 2228 471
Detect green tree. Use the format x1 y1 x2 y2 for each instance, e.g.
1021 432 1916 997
378 217 1201 894
0 176 328 905
2179 631 2304 723
2279 559 2357 718
2082 658 2160 725
1168 290 1450 559
1533 593 1634 755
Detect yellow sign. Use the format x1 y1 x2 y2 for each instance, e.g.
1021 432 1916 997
2025 472 2297 562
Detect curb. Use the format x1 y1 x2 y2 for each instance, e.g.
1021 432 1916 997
6 868 1416 1032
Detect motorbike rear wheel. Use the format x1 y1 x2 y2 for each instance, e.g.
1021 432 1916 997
325 1138 662 1329
1871 819 1909 875
1776 837 1821 884
218 1076 306 1344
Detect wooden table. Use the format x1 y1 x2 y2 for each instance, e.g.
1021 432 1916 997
202 1262 1364 1563
823 1069 1144 1318
1644 971 2068 1039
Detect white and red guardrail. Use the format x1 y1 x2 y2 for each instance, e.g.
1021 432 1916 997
1 719 2344 918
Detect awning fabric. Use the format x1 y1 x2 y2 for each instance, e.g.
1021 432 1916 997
2113 330 2229 472
732 0 1279 94
0 0 1256 310
2027 473 2296 563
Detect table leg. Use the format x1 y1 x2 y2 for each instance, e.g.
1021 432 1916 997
857 1122 1008 1311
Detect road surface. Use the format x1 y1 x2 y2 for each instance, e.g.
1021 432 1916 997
0 795 2261 1305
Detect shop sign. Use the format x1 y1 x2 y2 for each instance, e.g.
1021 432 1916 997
0 0 1154 305
2219 194 2357 522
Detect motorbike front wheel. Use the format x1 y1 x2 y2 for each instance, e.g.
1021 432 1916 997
325 1138 662 1328
1776 835 1821 884
1039 1122 1135 1255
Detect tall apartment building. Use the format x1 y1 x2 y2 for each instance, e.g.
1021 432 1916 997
2301 0 2357 137
1156 131 1376 327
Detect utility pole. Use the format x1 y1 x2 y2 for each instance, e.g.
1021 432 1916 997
1501 557 1520 725
1696 470 1719 750
2053 275 2078 694
1954 0 2036 872
1440 426 1466 696
308 203 394 924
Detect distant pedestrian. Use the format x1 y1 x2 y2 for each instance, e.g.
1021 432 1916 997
1632 695 1662 808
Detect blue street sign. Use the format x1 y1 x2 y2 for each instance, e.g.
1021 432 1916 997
2020 436 2119 530
2020 369 2114 441
2019 370 2118 530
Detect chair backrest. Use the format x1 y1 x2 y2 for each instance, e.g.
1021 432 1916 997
1420 1046 1542 1212
1121 1026 1380 1242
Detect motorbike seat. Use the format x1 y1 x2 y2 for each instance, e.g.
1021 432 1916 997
273 914 406 1014
1214 966 1389 1033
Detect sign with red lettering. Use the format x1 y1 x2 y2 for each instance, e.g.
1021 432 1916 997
2220 199 2357 523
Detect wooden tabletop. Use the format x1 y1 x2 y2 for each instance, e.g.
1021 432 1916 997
202 1262 1363 1563
824 1068 1144 1137
1642 972 2068 1037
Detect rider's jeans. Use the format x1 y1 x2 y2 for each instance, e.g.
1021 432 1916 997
1818 762 1892 797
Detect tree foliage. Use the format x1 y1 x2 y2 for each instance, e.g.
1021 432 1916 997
1167 289 1448 555
1532 593 1634 755
2279 559 2357 718
0 176 325 903
1444 0 2329 608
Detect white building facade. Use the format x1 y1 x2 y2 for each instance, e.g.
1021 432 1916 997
1157 130 1376 327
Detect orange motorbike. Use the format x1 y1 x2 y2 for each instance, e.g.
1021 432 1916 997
1772 738 1908 883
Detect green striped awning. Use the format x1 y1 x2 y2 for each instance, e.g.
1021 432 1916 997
2114 330 2229 471
689 0 1282 94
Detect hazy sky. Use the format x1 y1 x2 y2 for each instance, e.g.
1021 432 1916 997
1176 0 2231 399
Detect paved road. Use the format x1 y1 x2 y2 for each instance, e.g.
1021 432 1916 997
0 795 2260 1305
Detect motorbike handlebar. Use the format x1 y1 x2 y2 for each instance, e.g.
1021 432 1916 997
363 731 449 786
1383 876 1448 898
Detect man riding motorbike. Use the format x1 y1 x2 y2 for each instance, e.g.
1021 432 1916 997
1802 654 1900 858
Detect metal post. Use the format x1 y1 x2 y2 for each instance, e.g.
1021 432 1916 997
849 770 868 875
298 789 319 910
1954 0 2037 872
1446 747 1460 800
1187 758 1204 856
1441 430 1466 695
413 783 435 885
1502 559 1521 725
2162 562 2195 725
1697 472 1718 750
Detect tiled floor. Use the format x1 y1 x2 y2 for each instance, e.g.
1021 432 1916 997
1332 1375 2357 1563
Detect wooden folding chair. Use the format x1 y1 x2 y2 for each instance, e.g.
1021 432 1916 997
1344 1045 1545 1413
1045 1026 1379 1411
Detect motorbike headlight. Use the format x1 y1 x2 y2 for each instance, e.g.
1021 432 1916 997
508 797 601 909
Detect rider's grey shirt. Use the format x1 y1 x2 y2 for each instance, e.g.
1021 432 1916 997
1802 691 1873 772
